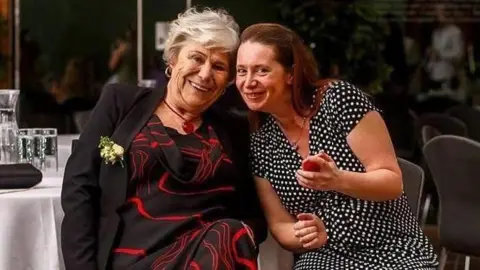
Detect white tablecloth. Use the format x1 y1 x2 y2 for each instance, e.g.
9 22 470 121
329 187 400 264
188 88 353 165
0 128 66 270
0 186 63 270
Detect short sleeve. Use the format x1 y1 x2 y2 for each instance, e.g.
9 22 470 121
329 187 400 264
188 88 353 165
249 133 268 179
324 81 381 135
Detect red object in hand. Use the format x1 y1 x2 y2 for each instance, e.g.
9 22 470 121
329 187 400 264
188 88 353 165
302 160 321 172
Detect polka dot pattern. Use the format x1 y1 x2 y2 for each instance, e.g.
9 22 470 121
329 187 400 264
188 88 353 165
250 81 438 269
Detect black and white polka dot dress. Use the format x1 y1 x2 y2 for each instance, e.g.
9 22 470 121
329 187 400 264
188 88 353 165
250 81 438 269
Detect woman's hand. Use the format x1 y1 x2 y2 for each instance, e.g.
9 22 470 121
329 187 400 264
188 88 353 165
296 152 342 191
293 213 327 250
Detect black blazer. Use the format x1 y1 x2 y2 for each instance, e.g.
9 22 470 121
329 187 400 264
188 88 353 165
61 83 267 270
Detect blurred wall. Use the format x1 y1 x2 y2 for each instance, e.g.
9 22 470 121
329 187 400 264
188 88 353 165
20 0 137 79
19 0 279 81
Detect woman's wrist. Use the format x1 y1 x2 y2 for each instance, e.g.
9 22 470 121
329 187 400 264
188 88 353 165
333 169 350 194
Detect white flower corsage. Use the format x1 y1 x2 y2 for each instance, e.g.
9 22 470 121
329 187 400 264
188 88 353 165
99 136 125 168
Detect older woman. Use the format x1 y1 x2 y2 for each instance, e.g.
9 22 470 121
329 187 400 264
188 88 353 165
61 8 266 270
236 23 438 269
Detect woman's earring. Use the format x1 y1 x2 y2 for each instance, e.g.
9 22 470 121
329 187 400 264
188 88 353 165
164 66 172 78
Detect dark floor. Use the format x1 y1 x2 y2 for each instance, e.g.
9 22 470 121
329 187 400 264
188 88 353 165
424 225 480 270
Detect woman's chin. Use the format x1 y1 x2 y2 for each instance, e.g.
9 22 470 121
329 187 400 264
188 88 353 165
245 102 266 112
181 93 219 111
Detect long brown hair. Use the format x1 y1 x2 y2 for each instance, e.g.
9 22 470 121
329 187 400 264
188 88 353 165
239 23 333 130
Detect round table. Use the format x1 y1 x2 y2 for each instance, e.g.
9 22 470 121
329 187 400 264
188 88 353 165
0 177 64 270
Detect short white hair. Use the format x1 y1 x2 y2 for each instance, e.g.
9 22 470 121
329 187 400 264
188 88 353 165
163 7 240 64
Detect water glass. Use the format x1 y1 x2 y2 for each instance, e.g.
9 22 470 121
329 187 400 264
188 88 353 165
0 89 19 164
16 128 35 164
0 120 17 164
40 128 58 172
31 128 45 168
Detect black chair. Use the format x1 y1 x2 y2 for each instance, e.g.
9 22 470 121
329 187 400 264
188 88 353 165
423 135 480 269
417 113 468 145
398 158 424 218
421 125 441 145
447 105 480 142
416 114 468 226
71 139 79 153
73 110 92 133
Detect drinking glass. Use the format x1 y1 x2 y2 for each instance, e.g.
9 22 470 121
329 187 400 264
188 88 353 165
41 128 58 172
31 128 45 169
16 128 35 164
0 90 19 164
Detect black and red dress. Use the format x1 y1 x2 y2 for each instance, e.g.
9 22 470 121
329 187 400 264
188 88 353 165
109 114 260 270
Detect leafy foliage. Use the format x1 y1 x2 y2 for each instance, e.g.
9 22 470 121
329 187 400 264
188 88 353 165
276 0 392 93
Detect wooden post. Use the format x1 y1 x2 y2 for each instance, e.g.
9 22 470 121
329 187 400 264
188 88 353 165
0 0 12 88
137 0 143 83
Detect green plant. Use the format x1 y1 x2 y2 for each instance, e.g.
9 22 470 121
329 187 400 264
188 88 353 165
276 0 392 93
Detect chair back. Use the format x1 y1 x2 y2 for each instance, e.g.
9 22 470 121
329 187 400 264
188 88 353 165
71 139 79 153
417 113 468 146
416 113 467 149
398 158 424 218
447 105 480 142
73 110 92 133
421 125 441 145
423 135 480 256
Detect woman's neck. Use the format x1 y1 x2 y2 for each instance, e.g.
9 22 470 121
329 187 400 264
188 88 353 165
162 92 201 122
270 103 303 129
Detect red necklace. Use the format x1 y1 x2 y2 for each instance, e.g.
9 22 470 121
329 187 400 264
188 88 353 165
163 101 199 134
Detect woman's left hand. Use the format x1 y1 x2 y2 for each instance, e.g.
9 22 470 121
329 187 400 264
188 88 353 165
296 152 341 191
